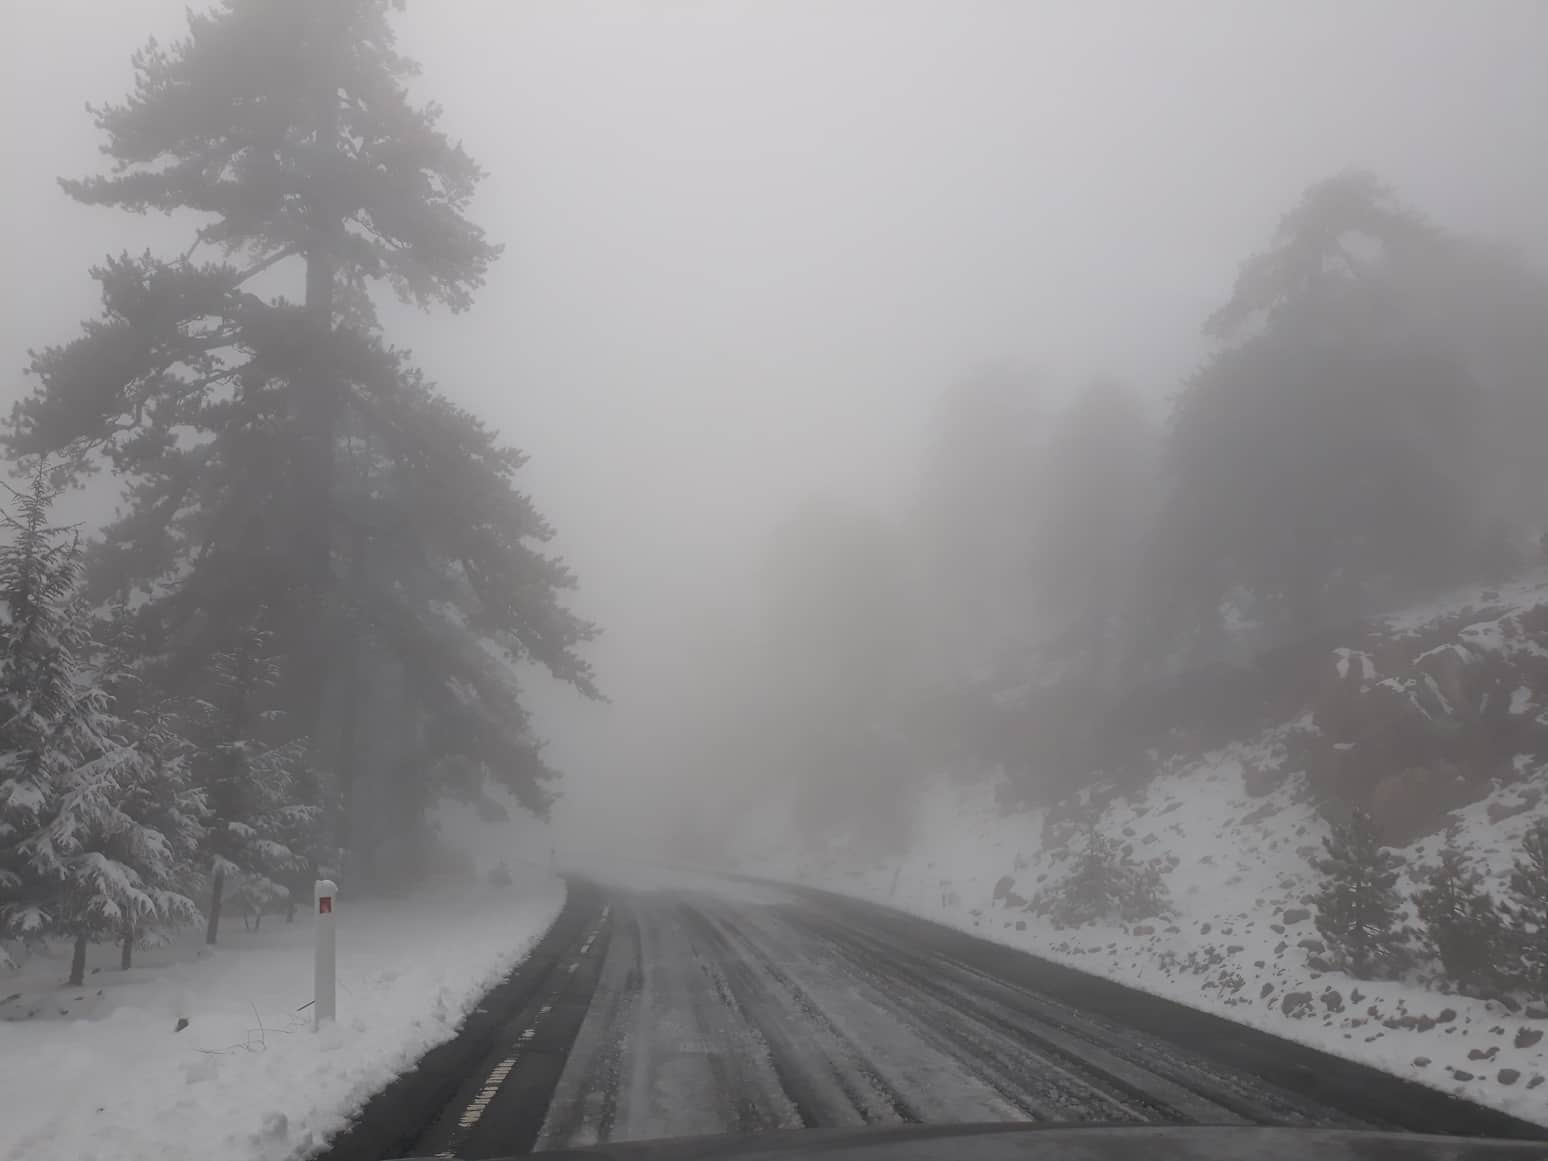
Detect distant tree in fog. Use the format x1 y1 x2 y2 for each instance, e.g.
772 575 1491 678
7 0 596 880
757 500 923 856
1148 172 1507 665
1033 376 1155 690
912 365 1045 681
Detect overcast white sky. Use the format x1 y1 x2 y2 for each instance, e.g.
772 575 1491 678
4 1 1547 851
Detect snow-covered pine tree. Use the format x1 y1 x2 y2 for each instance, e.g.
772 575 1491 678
0 466 87 951
1413 840 1503 993
1311 808 1409 979
0 467 200 983
1503 819 1548 994
109 704 204 967
93 603 207 967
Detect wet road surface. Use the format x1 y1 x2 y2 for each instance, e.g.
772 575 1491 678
330 874 1544 1161
533 881 1364 1151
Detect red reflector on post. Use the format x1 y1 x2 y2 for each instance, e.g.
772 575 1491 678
319 897 332 914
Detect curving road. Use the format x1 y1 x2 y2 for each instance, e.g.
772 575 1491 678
534 878 1367 1151
330 872 1544 1161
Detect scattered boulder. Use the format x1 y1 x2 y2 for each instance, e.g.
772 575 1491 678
1307 954 1334 973
1132 924 1155 936
1282 991 1314 1018
1515 1028 1543 1049
1451 1069 1475 1082
993 875 1016 902
1413 1057 1431 1067
1321 989 1345 1013
1281 907 1311 926
1297 938 1326 953
1242 762 1280 797
1438 1008 1458 1024
174 1017 189 1033
1526 1005 1548 1020
1468 1047 1500 1062
1260 983 1275 999
1200 922 1212 935
1498 1069 1522 1086
1529 1076 1545 1090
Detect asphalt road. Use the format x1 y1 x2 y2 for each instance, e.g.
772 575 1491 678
319 873 1548 1161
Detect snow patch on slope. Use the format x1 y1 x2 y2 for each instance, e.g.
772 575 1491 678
745 746 1548 1126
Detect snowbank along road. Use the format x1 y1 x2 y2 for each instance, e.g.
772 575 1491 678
323 873 1548 1161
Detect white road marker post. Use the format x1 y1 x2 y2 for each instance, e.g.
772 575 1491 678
314 878 338 1030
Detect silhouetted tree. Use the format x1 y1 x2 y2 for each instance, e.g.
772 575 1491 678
1151 173 1488 664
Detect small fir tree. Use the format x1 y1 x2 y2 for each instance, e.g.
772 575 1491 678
1033 821 1171 929
1503 819 1548 994
1311 808 1409 979
1413 840 1503 993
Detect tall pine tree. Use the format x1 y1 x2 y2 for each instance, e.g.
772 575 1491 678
8 0 596 870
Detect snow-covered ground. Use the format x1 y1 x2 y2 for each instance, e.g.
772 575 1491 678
743 750 1548 1127
0 872 565 1161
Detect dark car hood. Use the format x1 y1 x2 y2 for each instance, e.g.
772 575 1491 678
414 1123 1548 1161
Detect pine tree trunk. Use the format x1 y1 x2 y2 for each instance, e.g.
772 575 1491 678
69 934 88 987
120 919 134 970
206 866 226 946
294 9 343 748
334 526 366 855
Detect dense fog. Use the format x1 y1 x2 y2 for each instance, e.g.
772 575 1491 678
4 0 1548 898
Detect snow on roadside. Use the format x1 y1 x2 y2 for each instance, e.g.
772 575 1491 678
743 749 1548 1127
0 873 565 1161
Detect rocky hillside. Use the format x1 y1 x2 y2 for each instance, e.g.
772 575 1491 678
741 570 1548 1126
